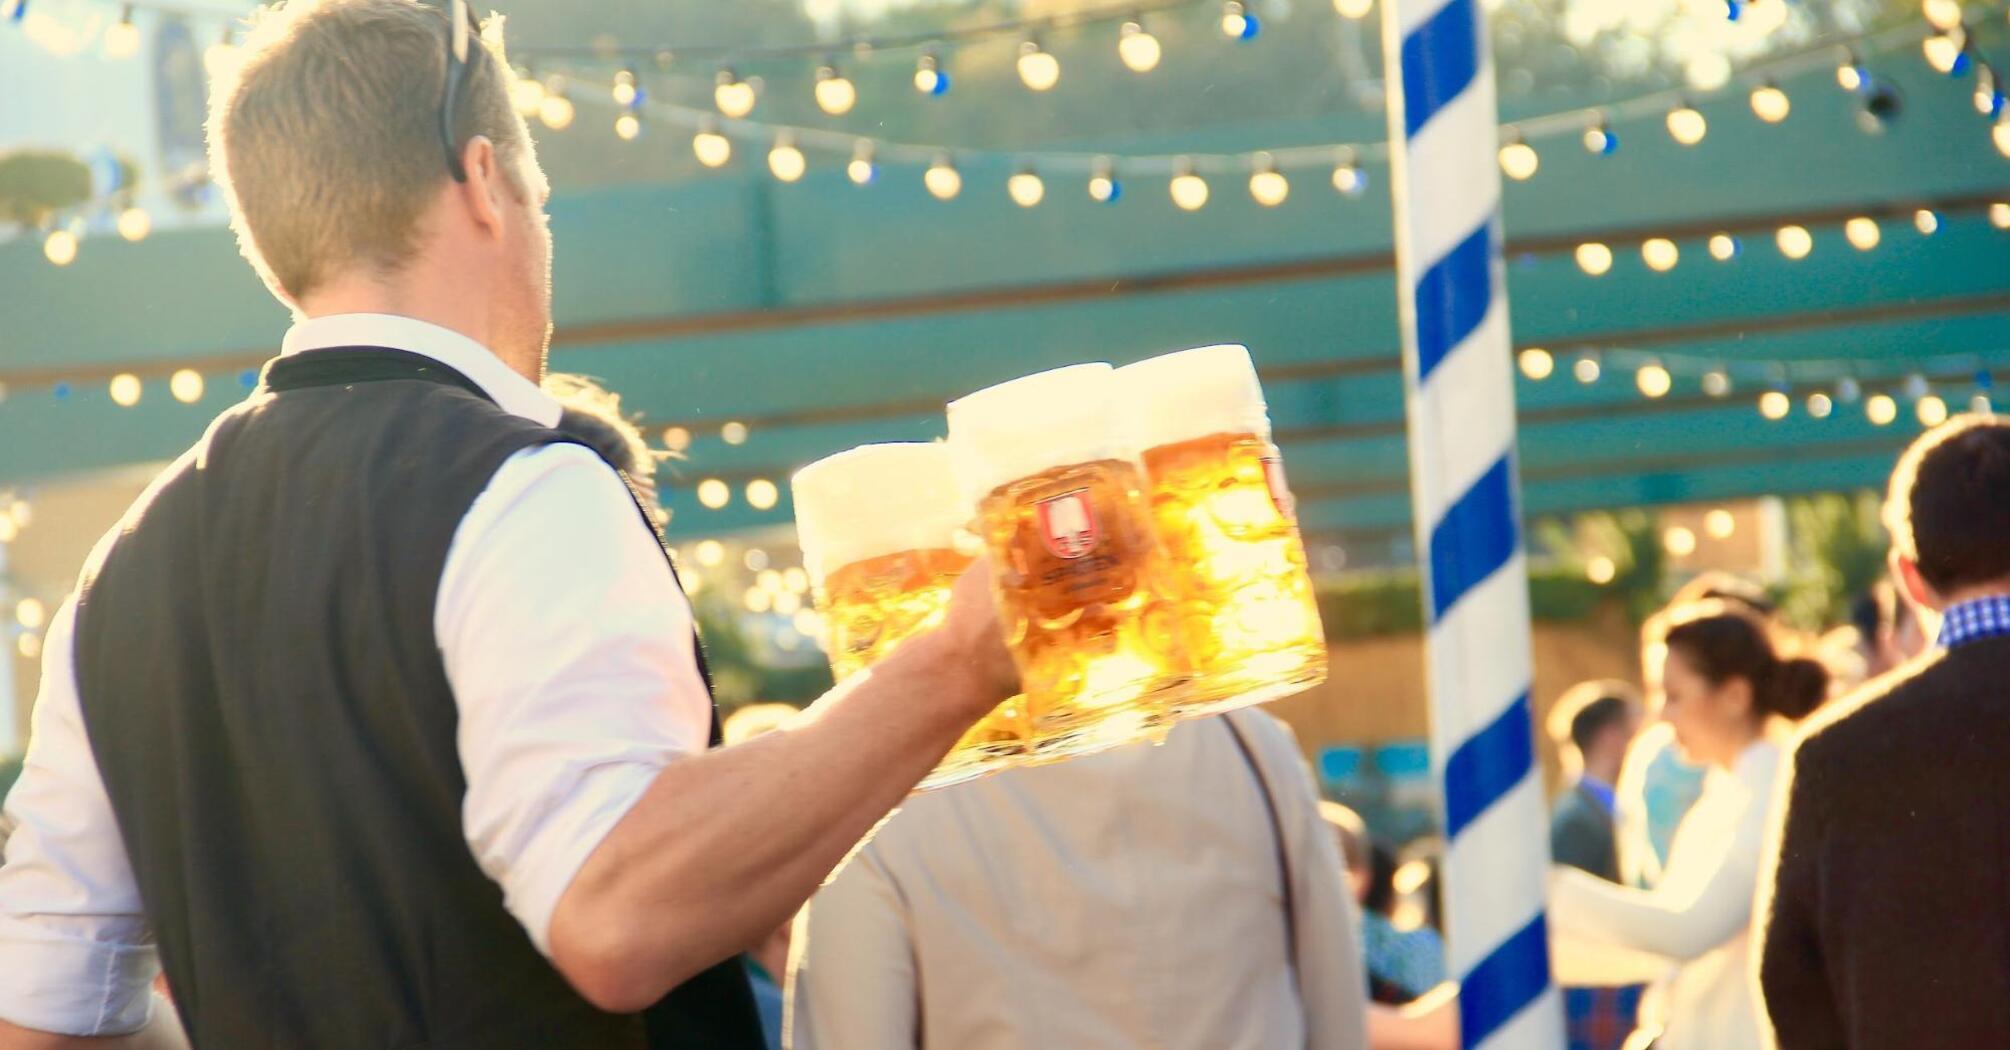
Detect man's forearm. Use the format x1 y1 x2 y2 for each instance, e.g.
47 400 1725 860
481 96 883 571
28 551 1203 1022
548 626 997 1012
0 998 189 1050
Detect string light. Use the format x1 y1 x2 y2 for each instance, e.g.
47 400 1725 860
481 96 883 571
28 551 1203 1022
1915 208 1940 234
721 421 749 445
925 153 962 200
1008 166 1046 208
1331 152 1366 196
611 68 638 107
1641 237 1679 272
692 121 731 168
1923 31 1964 75
848 140 876 185
1759 390 1791 420
1248 153 1289 207
1663 526 1697 557
1117 19 1161 74
1089 157 1121 203
746 478 779 510
170 369 203 403
1922 0 1963 32
109 373 142 407
43 228 78 266
767 135 806 182
1703 369 1733 397
714 69 757 118
1993 112 2010 158
1976 64 2001 114
697 478 731 509
1866 393 1899 425
661 427 692 452
1705 508 1737 539
1573 354 1602 384
913 51 949 96
1844 216 1881 250
1575 242 1613 276
814 63 857 115
203 25 238 79
1836 376 1862 403
103 3 137 58
694 539 725 566
1169 159 1209 211
1808 391 1834 418
1837 54 1866 92
1335 0 1373 17
1582 119 1618 155
744 586 772 613
1666 102 1708 145
1636 362 1672 398
1991 202 2010 229
1776 224 1813 259
1497 135 1539 181
1750 81 1791 122
614 108 641 140
511 71 547 116
1708 233 1740 260
1016 39 1060 91
1586 555 1617 585
1974 392 1995 414
1220 1 1259 41
1518 347 1554 380
1904 373 1931 401
538 78 575 130
115 205 150 242
1918 393 1950 426
14 598 43 631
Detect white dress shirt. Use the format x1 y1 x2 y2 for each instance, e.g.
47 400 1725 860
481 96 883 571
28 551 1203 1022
1548 736 1784 1050
0 314 712 1036
787 710 1369 1050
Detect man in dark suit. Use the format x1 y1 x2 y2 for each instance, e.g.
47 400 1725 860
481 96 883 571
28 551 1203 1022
1757 414 2010 1048
1547 681 1641 881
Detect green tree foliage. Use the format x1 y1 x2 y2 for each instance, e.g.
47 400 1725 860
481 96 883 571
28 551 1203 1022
1775 491 1888 632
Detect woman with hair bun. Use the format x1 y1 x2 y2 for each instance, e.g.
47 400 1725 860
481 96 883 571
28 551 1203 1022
1546 602 1828 1050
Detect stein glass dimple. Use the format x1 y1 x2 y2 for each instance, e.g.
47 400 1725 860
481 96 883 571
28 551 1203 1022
1116 344 1326 718
947 364 1190 759
793 442 1027 790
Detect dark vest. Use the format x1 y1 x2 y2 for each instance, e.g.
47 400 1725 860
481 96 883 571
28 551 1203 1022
71 347 763 1050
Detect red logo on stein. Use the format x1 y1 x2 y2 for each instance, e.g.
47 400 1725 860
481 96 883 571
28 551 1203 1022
1036 490 1100 560
1261 456 1296 519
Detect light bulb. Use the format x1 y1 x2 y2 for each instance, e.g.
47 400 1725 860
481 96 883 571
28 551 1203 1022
1089 159 1121 203
1918 394 1949 426
1641 237 1679 272
204 29 239 79
1705 508 1736 539
1867 393 1898 425
511 75 546 117
116 205 150 242
1586 555 1617 585
1915 208 1940 234
1973 392 1994 414
1518 348 1554 380
913 52 949 96
1248 154 1288 207
714 70 756 117
1335 0 1372 17
109 373 142 407
1708 233 1739 260
611 69 638 107
1844 216 1880 251
1498 139 1538 180
1923 0 1963 31
697 478 731 509
538 92 575 131
1808 392 1834 418
1017 40 1060 91
614 111 641 141
1331 161 1365 196
1923 32 1963 75
662 426 691 452
1666 104 1707 145
1703 369 1732 398
1170 163 1209 211
1991 202 2010 229
1582 123 1617 155
694 539 725 567
43 228 77 266
746 478 779 511
1836 376 1861 403
1008 169 1045 208
1976 65 1999 113
1575 242 1613 276
1750 82 1790 123
925 155 961 200
1574 355 1602 384
848 141 876 185
1221 1 1259 40
1637 363 1672 398
814 65 857 115
1994 116 2010 159
1759 390 1791 420
103 5 138 58
170 369 204 403
1118 21 1161 73
1776 224 1813 259
767 139 805 183
1837 60 1865 92
1663 526 1697 557
692 126 732 168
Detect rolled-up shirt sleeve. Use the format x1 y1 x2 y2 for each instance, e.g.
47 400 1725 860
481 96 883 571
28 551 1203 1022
0 597 160 1035
437 442 713 958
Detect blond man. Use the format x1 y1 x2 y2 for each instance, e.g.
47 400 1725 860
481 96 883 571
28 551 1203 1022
0 3 1014 1048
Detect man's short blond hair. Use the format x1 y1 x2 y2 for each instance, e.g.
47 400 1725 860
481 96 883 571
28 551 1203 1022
206 0 527 301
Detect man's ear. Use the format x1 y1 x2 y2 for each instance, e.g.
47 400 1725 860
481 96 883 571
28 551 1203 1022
453 134 508 239
1893 551 1940 613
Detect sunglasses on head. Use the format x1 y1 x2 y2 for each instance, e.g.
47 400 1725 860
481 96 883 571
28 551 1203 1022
438 0 474 182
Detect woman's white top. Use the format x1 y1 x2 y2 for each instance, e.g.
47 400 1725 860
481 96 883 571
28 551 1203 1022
1548 737 1783 1050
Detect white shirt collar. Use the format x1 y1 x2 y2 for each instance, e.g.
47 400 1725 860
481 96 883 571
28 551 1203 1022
280 313 561 428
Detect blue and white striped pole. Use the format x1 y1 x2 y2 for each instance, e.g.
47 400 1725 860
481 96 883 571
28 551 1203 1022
1380 1 1562 1047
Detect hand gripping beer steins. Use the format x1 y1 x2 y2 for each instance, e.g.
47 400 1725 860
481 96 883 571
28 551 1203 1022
946 364 1192 759
792 442 1030 790
1116 345 1327 717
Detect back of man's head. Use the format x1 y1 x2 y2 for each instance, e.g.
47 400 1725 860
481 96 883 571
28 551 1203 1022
208 0 527 303
1885 414 2010 597
1547 680 1640 763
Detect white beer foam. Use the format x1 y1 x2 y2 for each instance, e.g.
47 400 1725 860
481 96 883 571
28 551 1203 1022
945 363 1136 508
792 442 967 583
1114 344 1273 454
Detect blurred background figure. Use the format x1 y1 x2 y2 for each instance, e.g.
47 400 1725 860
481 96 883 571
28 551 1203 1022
788 710 1368 1050
1548 603 1828 1050
722 702 805 1050
1546 681 1642 881
1849 579 1928 683
1323 801 1443 1006
546 372 669 522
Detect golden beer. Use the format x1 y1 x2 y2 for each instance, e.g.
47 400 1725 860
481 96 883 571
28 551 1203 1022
1118 345 1326 718
949 365 1191 759
793 444 1027 791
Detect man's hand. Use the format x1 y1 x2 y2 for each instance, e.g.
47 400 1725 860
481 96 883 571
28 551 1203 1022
937 555 1019 712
